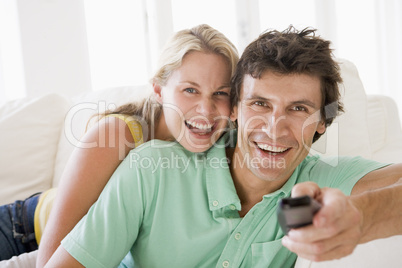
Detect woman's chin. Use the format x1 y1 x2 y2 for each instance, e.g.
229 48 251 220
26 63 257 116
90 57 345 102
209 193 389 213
181 141 213 153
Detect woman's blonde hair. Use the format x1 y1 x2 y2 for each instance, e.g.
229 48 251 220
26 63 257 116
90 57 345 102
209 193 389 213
97 24 239 135
151 24 239 86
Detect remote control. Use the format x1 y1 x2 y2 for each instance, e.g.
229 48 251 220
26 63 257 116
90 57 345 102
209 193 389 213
277 195 321 234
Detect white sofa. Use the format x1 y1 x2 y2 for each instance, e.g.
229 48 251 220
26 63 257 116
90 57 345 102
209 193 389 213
0 59 401 267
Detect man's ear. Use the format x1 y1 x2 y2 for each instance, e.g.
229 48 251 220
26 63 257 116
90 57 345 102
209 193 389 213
153 83 163 104
317 120 326 134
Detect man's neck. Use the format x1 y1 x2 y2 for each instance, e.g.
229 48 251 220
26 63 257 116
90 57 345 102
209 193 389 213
227 147 289 217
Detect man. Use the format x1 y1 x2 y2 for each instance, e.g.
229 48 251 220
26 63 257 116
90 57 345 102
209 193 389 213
228 26 402 263
45 27 402 268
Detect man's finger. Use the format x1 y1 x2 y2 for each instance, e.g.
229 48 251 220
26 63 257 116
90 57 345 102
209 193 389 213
313 187 348 228
282 228 360 261
291 182 321 198
294 243 356 262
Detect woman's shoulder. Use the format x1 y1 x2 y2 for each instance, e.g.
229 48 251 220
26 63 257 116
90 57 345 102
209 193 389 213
77 115 137 154
105 114 144 147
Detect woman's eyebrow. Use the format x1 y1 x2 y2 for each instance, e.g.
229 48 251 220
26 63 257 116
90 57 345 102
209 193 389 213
179 81 200 87
180 81 231 90
218 85 231 90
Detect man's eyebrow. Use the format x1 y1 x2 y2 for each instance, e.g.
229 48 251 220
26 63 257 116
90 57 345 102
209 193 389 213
243 94 268 100
291 99 319 109
243 95 319 109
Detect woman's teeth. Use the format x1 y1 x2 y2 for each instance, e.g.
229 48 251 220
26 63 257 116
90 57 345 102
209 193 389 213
185 120 213 131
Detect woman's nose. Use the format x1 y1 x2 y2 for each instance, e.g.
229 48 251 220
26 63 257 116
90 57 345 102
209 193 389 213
195 97 215 115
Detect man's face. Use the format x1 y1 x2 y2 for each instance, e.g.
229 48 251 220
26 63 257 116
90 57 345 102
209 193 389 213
232 71 326 185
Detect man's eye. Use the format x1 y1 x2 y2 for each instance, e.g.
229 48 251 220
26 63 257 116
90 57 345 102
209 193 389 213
253 101 267 106
293 106 307 112
184 88 197 93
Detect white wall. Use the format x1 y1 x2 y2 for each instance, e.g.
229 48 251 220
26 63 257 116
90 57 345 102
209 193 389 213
16 0 91 98
0 0 25 101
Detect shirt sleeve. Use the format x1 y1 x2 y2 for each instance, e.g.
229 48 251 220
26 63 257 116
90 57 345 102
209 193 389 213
305 156 390 195
61 154 145 268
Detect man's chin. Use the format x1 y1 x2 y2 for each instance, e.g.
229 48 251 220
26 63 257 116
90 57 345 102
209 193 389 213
252 166 287 181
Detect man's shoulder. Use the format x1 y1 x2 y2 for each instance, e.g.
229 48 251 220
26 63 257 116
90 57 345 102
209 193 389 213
298 155 387 189
297 155 366 180
302 155 383 169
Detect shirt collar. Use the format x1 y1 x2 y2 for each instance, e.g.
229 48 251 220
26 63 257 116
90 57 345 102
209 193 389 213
205 131 241 211
262 164 301 200
204 130 304 210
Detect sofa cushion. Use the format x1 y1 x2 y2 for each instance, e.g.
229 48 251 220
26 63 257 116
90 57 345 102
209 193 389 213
367 96 387 153
0 94 71 205
367 95 402 163
52 85 151 186
310 59 372 162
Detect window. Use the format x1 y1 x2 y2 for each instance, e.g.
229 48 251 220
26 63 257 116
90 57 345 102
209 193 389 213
334 0 379 94
171 0 238 48
259 0 316 32
84 0 149 91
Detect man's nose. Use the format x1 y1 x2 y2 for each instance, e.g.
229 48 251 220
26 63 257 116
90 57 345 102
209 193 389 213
262 110 289 139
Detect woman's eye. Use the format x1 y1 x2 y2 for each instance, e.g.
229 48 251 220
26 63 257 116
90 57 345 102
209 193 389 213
214 91 229 96
184 88 197 93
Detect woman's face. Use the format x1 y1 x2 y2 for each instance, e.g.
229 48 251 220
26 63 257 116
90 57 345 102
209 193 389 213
155 51 232 153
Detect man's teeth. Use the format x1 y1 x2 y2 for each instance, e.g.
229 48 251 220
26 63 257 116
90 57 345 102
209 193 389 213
186 120 213 130
256 143 288 153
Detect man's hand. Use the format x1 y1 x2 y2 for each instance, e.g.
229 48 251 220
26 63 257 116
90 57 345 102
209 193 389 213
281 182 363 262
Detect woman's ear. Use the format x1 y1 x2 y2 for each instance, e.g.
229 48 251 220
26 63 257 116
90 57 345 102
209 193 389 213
153 83 163 104
230 105 238 122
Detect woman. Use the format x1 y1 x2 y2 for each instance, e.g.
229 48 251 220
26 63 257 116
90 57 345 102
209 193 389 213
0 24 238 266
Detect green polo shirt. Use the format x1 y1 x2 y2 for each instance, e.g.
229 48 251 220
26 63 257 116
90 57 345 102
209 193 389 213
62 131 387 268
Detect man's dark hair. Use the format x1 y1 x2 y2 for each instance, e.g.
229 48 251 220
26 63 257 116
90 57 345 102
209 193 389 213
231 26 344 142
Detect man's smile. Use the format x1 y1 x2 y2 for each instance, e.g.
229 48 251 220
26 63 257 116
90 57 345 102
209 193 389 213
255 142 290 155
